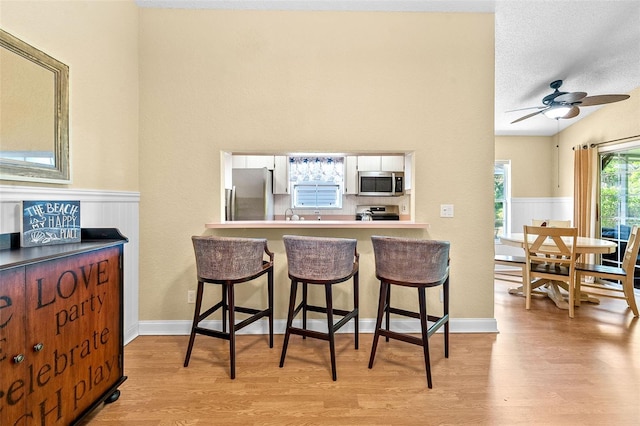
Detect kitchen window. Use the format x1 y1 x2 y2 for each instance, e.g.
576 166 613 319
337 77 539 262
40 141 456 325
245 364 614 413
293 183 342 209
289 156 344 209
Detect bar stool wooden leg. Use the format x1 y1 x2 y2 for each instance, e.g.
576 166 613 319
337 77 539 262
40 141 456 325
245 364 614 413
353 273 359 349
228 284 236 379
385 284 391 342
444 278 450 358
368 281 388 368
325 284 337 381
279 279 298 368
184 281 204 367
221 283 228 333
418 287 433 389
268 269 274 348
302 282 308 339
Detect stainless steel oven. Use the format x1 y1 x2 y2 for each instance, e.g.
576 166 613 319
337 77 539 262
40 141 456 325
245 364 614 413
355 205 400 221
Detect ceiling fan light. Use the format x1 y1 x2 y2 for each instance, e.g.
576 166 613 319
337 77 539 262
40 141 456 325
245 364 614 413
543 105 572 119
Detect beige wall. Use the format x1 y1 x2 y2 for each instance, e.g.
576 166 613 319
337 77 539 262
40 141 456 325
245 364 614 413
138 9 496 321
0 0 139 190
1 4 496 323
495 135 554 198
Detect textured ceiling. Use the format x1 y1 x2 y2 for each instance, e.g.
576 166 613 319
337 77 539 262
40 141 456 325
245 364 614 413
495 0 640 136
138 1 640 136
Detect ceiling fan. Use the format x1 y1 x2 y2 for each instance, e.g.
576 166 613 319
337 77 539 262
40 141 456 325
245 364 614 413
509 80 630 124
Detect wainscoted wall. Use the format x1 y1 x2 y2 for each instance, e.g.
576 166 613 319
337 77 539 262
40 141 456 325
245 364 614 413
0 185 140 344
496 196 573 257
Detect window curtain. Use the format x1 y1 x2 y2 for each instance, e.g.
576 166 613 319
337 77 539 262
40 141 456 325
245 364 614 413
573 144 598 238
289 157 344 184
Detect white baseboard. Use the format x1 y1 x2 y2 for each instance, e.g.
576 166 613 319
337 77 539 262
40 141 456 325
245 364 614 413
124 324 140 345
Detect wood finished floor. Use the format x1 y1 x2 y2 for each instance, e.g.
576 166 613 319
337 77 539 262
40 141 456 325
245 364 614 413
82 278 640 425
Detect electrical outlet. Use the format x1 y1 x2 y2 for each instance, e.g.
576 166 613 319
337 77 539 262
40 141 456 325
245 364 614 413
401 203 407 213
440 204 454 218
187 290 196 304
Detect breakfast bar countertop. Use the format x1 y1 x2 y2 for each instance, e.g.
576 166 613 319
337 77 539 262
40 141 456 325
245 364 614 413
205 220 429 229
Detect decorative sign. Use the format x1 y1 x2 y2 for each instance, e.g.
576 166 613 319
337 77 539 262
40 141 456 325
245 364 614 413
21 200 81 247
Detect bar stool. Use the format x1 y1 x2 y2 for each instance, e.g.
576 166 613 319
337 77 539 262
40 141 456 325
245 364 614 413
368 235 450 388
280 235 359 381
184 236 274 379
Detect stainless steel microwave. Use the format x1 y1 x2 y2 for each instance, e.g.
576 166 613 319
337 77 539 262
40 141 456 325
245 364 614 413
358 171 404 196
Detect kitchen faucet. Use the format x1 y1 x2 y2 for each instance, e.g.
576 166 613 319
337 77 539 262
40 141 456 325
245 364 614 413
285 208 294 221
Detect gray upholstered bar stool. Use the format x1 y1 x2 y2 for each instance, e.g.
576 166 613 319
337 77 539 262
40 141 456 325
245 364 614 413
184 236 274 379
280 235 359 381
369 236 450 388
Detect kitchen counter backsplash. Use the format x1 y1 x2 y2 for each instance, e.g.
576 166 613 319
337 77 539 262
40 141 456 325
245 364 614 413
273 194 410 220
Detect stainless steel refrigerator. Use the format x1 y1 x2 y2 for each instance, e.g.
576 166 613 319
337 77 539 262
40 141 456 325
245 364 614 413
226 168 274 221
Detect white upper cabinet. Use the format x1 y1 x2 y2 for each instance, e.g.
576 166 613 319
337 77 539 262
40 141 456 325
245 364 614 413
344 156 358 194
381 155 404 172
404 153 413 191
357 155 404 172
357 156 382 171
224 152 233 190
273 155 289 194
232 155 275 169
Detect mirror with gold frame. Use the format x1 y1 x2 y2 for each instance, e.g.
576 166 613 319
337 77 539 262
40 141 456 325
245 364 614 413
0 28 69 183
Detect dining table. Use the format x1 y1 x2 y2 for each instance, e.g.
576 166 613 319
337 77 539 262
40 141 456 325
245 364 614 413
499 233 617 310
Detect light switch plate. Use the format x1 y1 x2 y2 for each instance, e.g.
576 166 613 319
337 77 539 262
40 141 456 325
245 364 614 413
440 204 454 218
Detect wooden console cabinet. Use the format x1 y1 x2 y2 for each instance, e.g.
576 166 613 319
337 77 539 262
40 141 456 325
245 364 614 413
1 229 127 425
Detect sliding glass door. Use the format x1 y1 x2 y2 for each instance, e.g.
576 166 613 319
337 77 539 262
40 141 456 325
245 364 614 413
599 142 640 288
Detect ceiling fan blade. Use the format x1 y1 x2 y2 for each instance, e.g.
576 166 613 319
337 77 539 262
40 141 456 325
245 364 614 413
561 106 580 119
578 94 630 107
510 109 545 124
554 91 587 103
505 106 545 113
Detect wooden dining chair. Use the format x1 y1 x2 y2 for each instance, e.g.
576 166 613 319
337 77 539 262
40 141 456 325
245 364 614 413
548 220 572 228
523 225 578 318
531 219 572 228
494 220 572 284
494 254 526 283
575 225 640 317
